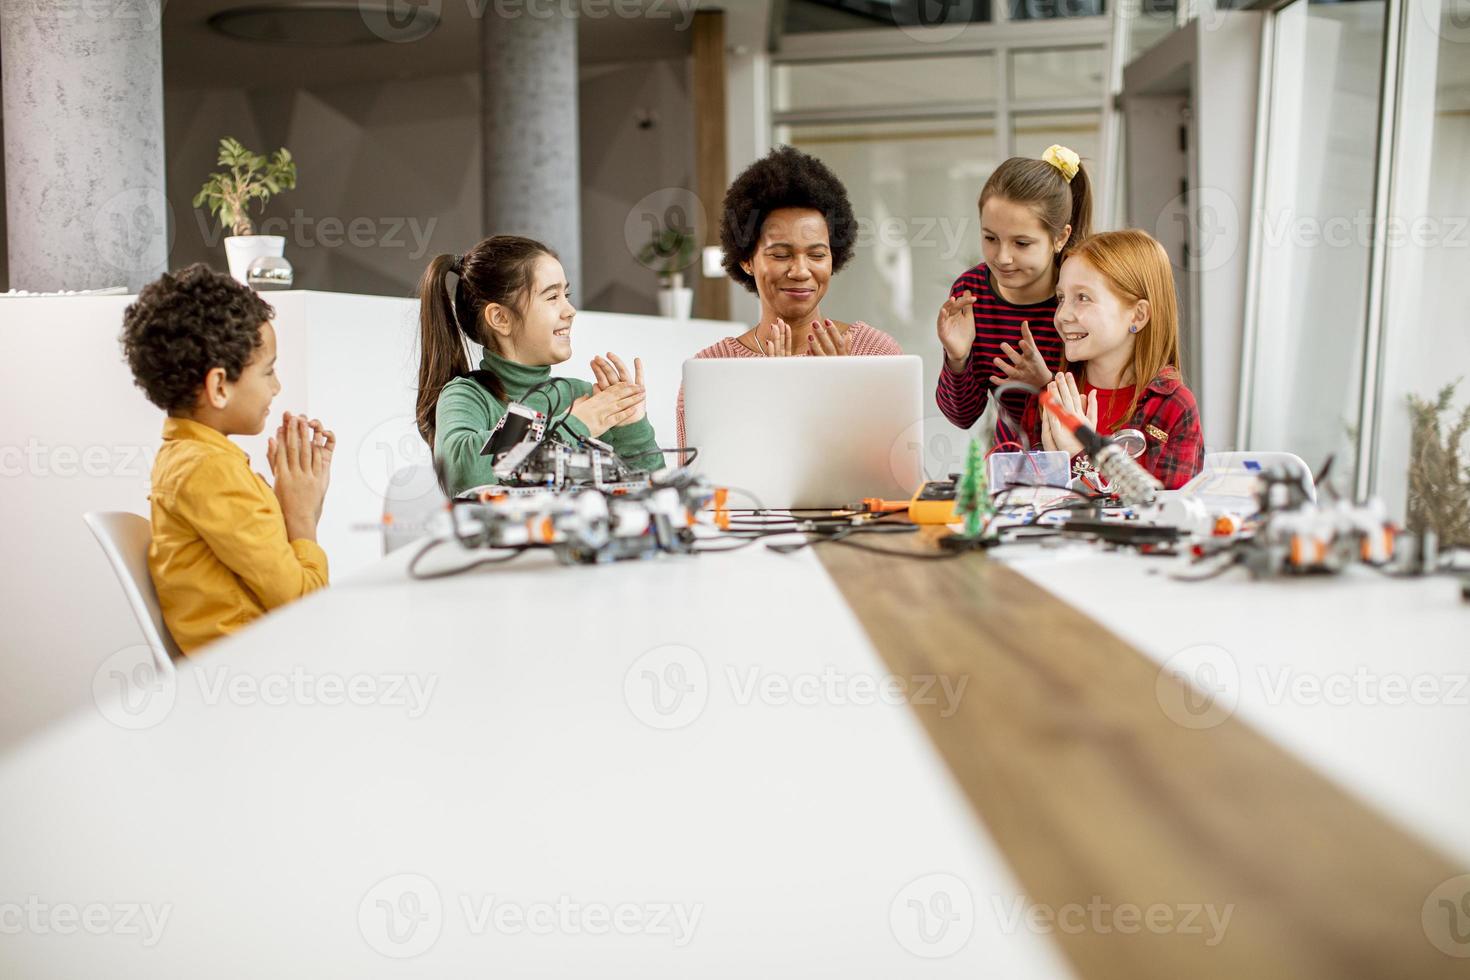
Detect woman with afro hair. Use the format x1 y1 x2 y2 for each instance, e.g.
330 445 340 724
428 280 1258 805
676 145 901 446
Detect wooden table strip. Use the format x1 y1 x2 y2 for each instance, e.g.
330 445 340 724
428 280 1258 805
818 540 1465 980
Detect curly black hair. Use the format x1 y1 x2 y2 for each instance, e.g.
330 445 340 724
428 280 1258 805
719 145 857 293
120 263 274 412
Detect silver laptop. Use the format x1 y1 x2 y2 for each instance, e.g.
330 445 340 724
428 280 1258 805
682 355 924 509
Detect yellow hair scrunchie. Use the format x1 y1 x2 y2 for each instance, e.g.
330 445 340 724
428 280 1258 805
1041 144 1080 183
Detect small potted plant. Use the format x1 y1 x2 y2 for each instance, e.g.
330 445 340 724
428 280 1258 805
194 137 297 284
638 225 697 320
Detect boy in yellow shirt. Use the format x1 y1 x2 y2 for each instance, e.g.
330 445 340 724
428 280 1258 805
120 264 334 654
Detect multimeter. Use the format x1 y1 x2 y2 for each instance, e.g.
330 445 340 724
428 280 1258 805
908 478 961 525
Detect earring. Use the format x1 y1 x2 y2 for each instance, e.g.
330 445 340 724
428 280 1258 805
1129 324 1140 334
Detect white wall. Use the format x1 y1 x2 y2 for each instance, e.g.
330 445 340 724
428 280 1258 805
0 292 739 754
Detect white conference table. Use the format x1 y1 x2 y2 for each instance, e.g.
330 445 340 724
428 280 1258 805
0 531 1075 979
0 526 1466 978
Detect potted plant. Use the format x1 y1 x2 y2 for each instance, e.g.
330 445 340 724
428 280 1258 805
194 138 297 284
638 226 697 320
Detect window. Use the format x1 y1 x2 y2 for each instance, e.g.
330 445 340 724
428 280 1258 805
1242 0 1388 480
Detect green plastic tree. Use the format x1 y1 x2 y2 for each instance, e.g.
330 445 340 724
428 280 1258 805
954 436 993 538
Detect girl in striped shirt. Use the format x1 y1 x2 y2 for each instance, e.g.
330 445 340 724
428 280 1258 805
935 145 1093 443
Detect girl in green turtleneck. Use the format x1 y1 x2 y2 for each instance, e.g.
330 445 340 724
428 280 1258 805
415 235 664 496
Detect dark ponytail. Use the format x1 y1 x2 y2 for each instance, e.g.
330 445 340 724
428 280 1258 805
1065 162 1093 255
414 235 556 445
979 148 1093 266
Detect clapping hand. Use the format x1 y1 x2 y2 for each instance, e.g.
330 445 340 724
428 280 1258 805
1039 372 1097 458
590 353 646 425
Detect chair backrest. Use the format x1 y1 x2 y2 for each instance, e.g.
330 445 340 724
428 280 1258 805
83 512 181 674
381 465 446 555
1195 451 1318 503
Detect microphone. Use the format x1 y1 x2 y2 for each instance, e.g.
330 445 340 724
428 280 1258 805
1039 389 1161 506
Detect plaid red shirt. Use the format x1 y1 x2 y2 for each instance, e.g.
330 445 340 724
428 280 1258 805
1017 365 1204 490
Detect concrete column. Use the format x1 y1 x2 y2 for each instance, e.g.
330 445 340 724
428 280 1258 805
480 5 581 296
1 0 168 292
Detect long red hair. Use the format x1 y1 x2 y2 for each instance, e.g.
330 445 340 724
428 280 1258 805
1061 230 1182 427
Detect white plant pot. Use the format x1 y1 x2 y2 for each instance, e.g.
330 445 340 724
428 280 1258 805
657 286 693 321
224 235 285 284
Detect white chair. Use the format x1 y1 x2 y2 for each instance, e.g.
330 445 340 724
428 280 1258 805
381 464 447 555
1196 451 1318 503
83 511 180 676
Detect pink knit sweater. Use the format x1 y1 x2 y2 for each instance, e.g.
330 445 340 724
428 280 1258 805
675 320 902 448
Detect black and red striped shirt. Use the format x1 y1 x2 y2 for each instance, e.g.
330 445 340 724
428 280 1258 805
934 263 1063 443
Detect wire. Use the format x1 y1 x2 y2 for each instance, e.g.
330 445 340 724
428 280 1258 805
407 536 532 579
990 380 1041 452
1170 551 1245 581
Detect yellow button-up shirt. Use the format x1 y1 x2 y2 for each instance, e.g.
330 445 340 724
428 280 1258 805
148 417 329 654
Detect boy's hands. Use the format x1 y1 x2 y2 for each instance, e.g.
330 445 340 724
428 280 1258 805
1039 372 1097 459
589 353 647 424
269 411 334 542
989 321 1051 390
937 291 977 370
571 382 645 438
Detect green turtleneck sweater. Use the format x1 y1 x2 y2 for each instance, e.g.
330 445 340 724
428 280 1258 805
434 351 664 496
